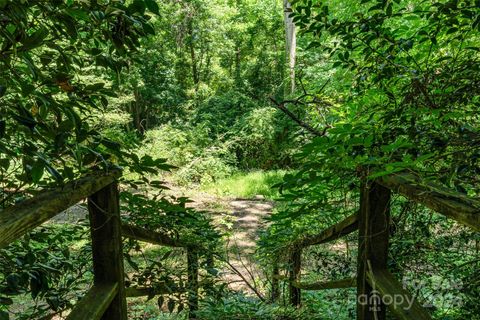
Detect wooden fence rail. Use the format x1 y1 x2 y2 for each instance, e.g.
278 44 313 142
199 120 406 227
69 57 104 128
378 172 480 231
2 168 478 320
277 170 479 320
0 169 121 248
0 170 200 320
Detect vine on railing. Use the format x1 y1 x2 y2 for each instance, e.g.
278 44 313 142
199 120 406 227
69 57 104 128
0 170 212 320
274 171 480 320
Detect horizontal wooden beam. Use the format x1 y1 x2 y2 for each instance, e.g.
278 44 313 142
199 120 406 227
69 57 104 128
367 268 431 320
0 170 121 248
295 213 359 248
125 284 185 298
122 224 191 248
293 277 356 290
67 283 118 320
378 172 480 231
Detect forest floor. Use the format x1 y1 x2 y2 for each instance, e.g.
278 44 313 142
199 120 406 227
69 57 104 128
175 186 275 296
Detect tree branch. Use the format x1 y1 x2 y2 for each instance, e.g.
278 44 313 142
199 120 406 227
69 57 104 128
270 97 328 137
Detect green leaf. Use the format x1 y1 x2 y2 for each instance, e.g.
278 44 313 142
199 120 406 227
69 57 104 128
128 0 146 14
6 274 19 291
20 28 49 50
31 161 44 183
157 296 164 309
85 83 105 91
45 164 63 182
101 139 121 151
145 0 160 15
142 22 155 35
0 159 9 170
386 3 393 16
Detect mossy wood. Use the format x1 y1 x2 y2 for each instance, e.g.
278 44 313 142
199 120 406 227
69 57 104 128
357 182 391 320
295 213 359 248
122 223 191 248
187 248 199 319
293 277 356 290
0 170 121 248
367 268 432 320
88 182 127 320
288 247 302 307
378 172 480 231
66 283 118 320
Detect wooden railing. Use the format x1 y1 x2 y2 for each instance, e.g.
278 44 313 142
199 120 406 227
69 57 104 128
276 171 480 320
0 170 200 320
2 169 478 319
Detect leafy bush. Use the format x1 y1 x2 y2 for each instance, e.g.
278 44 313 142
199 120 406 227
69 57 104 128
196 293 301 320
228 107 294 170
202 170 287 199
0 223 91 320
192 91 257 136
140 125 235 185
175 154 233 185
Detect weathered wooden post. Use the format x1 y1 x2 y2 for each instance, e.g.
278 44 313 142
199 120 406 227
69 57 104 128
88 181 127 320
357 181 391 320
288 246 302 307
187 248 199 319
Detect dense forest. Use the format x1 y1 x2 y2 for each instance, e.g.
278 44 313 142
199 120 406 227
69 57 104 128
0 0 479 319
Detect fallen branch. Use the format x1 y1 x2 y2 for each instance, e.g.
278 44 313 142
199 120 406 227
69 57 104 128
215 253 266 302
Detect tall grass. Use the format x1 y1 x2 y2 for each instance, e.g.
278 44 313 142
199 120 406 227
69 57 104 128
202 170 287 199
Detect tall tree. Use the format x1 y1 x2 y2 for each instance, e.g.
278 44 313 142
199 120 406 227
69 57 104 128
283 0 296 94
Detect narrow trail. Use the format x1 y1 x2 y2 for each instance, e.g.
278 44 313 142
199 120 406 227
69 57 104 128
223 199 273 294
183 190 274 295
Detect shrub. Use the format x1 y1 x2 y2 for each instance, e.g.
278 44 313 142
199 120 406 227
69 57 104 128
139 125 235 185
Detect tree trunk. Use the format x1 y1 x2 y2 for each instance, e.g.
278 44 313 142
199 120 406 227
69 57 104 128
235 42 242 88
188 19 199 87
283 0 296 94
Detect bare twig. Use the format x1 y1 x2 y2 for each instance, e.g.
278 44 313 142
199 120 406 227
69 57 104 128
269 97 326 137
215 253 266 302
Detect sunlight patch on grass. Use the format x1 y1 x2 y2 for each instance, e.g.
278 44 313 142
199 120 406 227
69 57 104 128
202 170 287 199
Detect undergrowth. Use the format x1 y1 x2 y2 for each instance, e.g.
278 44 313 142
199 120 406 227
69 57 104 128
201 170 287 199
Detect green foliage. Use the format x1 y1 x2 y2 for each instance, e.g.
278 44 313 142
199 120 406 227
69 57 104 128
196 293 302 320
140 125 235 185
259 2 480 318
121 191 220 247
3 0 479 318
228 107 295 170
0 0 164 196
121 187 222 318
264 0 480 242
202 170 287 199
0 223 91 319
286 0 480 183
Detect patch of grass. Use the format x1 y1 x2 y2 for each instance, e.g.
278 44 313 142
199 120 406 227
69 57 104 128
202 170 287 199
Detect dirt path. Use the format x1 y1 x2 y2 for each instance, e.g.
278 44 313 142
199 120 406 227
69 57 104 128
222 199 273 294
182 189 274 295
